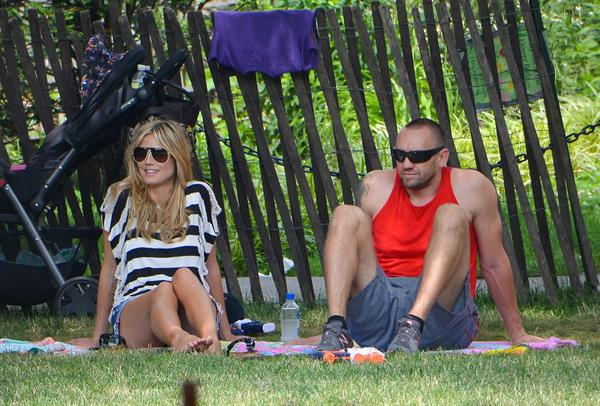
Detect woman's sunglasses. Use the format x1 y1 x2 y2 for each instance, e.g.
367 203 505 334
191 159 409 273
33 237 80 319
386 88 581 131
391 146 444 164
133 147 170 164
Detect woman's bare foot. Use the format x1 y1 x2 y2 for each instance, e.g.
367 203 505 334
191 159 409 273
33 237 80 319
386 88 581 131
171 330 213 352
205 338 222 355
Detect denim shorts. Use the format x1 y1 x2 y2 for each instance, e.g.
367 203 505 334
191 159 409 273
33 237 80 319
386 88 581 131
109 298 134 338
346 266 480 351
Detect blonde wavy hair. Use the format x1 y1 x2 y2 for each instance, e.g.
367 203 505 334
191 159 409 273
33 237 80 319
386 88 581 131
122 117 194 242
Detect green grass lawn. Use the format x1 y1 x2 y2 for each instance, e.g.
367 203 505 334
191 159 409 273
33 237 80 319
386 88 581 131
1 291 599 405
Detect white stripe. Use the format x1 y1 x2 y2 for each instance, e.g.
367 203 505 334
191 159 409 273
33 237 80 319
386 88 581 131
124 234 199 251
126 255 203 272
122 274 172 294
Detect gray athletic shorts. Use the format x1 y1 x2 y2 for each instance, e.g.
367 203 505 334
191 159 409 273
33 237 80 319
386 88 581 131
346 266 480 351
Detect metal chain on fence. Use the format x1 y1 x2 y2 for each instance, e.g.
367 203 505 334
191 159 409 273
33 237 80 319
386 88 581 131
489 120 600 170
199 120 599 176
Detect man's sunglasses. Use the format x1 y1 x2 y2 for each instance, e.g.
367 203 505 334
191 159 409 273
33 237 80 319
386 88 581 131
133 147 170 164
391 146 444 164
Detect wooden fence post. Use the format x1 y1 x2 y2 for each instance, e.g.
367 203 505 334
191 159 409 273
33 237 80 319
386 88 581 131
520 0 598 289
436 1 528 303
379 6 420 119
460 0 563 302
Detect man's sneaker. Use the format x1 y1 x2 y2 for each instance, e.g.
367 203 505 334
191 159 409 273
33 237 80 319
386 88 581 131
316 319 354 351
387 316 422 353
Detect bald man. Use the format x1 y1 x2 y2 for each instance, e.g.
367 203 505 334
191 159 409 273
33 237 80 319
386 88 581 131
317 118 543 353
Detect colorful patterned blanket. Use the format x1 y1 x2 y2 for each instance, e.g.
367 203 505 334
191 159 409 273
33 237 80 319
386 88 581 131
1 336 578 360
224 336 579 360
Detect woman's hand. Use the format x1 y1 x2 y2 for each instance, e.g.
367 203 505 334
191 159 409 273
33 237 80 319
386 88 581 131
219 326 241 342
69 337 97 349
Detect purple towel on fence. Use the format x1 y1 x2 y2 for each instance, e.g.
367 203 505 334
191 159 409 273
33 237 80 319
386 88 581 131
208 10 319 78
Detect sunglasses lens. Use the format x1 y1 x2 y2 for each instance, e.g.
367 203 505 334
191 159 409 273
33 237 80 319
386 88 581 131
151 149 169 163
133 148 169 163
392 149 406 162
133 148 147 162
392 147 442 164
408 151 431 164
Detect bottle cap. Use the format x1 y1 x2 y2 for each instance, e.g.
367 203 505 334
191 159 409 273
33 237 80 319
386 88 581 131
285 292 295 300
262 322 276 333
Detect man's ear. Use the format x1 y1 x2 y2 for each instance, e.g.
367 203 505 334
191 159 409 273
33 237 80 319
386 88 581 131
437 148 450 167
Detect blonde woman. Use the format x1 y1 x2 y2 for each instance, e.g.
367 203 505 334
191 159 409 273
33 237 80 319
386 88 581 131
76 118 232 352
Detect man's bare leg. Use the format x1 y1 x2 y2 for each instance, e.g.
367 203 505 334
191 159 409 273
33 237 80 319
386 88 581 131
388 203 470 353
324 205 379 316
410 203 470 318
318 205 378 350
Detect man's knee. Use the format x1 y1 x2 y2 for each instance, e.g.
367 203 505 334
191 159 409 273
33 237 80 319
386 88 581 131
330 204 370 231
433 204 468 235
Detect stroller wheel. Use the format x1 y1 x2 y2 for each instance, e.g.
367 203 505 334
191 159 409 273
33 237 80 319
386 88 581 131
55 276 98 317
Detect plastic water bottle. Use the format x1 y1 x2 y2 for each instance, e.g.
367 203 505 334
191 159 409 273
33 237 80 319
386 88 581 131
131 64 150 89
280 292 300 341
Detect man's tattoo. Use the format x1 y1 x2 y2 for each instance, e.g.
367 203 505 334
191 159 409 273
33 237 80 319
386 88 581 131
356 178 369 208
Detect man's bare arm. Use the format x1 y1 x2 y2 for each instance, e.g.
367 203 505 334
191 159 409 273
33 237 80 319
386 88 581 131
355 170 395 220
469 173 543 343
355 172 373 208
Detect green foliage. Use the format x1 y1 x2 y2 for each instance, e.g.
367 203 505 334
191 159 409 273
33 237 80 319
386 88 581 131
541 0 600 96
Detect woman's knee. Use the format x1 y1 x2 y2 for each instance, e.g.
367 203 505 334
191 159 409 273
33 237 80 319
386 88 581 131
172 267 197 286
172 268 207 301
153 281 177 302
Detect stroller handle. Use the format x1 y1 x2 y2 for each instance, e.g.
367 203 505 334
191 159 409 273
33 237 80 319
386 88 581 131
119 87 149 113
151 50 188 85
117 50 188 119
29 50 190 215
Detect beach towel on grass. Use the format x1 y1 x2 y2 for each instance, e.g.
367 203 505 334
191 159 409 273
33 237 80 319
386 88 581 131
224 340 385 363
226 337 579 360
0 337 89 356
444 337 579 355
1 337 577 357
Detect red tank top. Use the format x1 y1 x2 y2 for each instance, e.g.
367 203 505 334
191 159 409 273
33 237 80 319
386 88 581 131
372 167 478 296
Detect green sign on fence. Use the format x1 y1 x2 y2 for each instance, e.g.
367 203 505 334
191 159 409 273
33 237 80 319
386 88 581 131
466 25 543 111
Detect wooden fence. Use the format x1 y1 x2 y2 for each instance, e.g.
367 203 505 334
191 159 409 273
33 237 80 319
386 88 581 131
0 0 597 305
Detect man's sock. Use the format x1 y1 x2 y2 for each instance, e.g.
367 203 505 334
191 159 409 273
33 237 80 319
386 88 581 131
326 314 348 329
406 313 425 333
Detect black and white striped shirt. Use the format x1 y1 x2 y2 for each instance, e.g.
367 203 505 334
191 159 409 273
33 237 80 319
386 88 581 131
100 181 221 317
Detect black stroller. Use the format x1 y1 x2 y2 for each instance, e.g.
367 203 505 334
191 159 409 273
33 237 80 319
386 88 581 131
0 45 199 316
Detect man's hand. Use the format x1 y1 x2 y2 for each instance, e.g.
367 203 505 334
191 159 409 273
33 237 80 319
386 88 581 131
510 330 545 345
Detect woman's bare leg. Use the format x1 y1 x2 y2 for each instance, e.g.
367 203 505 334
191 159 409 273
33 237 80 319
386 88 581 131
171 268 220 353
119 282 212 352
